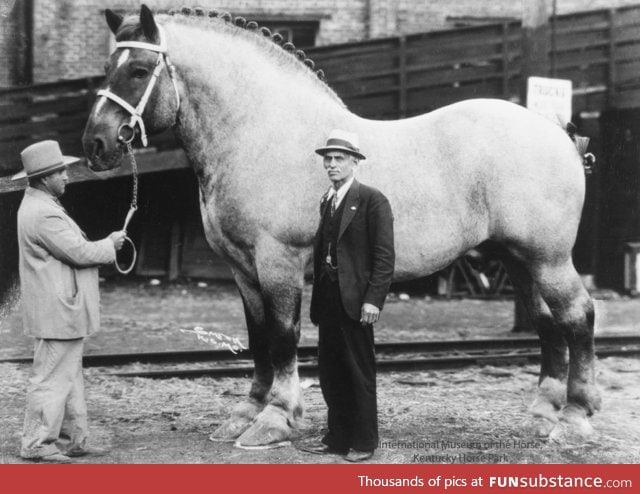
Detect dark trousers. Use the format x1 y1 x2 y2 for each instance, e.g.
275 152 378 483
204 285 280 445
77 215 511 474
317 271 378 452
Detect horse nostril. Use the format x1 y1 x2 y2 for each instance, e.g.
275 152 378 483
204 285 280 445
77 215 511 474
92 137 105 159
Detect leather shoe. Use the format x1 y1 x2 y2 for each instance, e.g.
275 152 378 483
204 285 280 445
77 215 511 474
31 452 72 464
299 442 346 456
66 446 108 458
344 449 374 462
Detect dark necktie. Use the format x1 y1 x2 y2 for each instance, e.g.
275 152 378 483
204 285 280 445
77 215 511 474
330 193 337 217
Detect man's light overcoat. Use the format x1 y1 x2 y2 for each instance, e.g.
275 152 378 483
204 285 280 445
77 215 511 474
17 187 115 339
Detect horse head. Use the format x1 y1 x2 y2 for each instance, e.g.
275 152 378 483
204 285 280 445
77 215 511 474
82 5 180 171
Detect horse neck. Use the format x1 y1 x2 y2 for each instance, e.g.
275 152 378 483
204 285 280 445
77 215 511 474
165 22 349 186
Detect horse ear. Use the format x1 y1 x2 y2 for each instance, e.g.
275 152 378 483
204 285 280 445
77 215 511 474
139 4 159 42
105 9 123 34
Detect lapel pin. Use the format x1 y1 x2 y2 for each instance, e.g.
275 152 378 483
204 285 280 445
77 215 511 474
350 206 357 210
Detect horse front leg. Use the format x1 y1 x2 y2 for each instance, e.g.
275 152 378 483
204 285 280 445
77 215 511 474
210 271 272 442
234 248 305 448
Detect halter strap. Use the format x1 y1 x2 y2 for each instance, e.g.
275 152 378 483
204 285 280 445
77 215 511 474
116 39 167 52
98 89 138 116
98 25 180 147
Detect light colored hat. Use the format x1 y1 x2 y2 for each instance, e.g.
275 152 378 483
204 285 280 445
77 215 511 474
315 129 366 160
12 140 80 181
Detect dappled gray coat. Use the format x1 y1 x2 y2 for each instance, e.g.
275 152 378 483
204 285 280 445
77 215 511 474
17 187 116 339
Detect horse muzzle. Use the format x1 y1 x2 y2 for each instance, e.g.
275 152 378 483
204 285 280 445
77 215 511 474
83 128 129 171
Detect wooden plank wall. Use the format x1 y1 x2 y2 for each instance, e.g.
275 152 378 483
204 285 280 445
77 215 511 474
552 6 640 113
0 78 176 177
0 77 102 175
608 6 640 109
308 22 522 119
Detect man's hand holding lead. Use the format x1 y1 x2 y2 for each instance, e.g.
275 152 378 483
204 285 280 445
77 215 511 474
109 231 127 251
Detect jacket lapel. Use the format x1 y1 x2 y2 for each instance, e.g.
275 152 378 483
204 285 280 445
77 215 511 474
319 188 332 217
338 180 360 240
314 188 332 258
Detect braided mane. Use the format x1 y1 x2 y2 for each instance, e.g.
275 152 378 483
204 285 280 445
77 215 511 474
130 6 343 106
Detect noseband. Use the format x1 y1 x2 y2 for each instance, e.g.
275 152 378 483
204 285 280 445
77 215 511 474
97 25 180 147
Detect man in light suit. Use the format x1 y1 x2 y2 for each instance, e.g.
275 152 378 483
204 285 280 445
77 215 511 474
13 140 126 463
304 130 395 462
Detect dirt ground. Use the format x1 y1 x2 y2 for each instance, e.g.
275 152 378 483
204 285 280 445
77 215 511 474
1 279 639 464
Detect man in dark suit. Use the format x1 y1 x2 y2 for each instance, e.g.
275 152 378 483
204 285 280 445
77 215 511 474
304 129 395 462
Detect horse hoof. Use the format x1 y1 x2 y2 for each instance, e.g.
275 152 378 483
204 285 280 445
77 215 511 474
528 391 561 438
209 417 253 442
535 377 567 410
209 400 264 441
530 398 560 420
561 405 595 436
528 416 558 439
234 405 298 448
549 405 595 444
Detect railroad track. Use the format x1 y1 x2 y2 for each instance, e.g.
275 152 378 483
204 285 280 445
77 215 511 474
3 335 639 378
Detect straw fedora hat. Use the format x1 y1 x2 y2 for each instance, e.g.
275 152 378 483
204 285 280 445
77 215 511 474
12 140 80 181
315 129 366 160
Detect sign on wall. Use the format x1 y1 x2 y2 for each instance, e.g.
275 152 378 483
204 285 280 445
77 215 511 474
526 76 573 125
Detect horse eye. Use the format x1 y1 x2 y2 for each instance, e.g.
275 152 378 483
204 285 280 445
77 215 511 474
131 68 149 79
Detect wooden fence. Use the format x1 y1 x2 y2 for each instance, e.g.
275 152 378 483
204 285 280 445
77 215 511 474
309 4 640 119
309 21 522 120
2 5 640 177
553 6 640 111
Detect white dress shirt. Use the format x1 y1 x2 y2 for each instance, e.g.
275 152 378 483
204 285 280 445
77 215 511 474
326 176 355 210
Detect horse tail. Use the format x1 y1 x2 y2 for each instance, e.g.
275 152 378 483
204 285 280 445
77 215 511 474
565 122 596 175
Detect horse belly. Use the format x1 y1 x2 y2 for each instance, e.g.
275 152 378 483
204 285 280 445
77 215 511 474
391 204 489 281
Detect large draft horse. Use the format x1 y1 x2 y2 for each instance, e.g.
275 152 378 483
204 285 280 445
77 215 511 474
82 5 600 447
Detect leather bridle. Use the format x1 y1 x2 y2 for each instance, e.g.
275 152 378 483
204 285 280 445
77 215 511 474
97 25 180 274
97 25 180 147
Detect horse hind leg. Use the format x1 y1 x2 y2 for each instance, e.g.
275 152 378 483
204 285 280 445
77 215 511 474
502 255 568 437
530 258 601 442
210 271 273 442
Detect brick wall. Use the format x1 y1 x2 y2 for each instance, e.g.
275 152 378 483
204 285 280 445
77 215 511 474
0 0 29 87
0 4 18 87
33 0 111 82
19 0 640 83
393 0 640 33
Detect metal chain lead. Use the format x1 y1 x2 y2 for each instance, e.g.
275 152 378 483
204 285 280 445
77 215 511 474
127 141 138 211
115 142 139 275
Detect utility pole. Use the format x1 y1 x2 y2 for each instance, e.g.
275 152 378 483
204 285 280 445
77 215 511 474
521 0 551 103
514 0 552 332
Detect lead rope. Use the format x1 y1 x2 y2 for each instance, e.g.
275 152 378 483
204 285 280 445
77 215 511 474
114 140 138 275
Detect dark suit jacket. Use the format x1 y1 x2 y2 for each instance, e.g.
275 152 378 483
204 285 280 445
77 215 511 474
310 180 395 324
